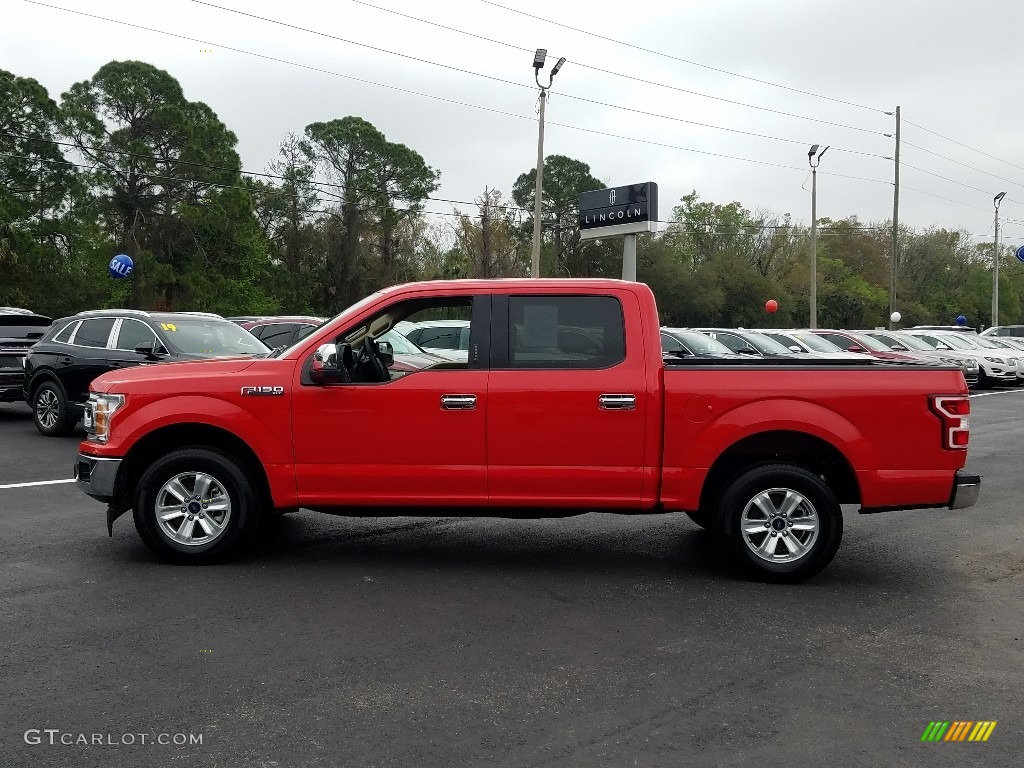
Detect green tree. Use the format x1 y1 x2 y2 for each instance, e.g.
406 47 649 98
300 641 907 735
61 60 257 310
512 154 603 276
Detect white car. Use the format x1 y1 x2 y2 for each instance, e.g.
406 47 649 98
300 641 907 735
906 330 1017 388
861 330 981 388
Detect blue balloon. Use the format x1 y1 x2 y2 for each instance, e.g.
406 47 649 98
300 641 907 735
109 253 134 279
956 315 967 326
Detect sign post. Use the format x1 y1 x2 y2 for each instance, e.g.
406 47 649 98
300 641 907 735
578 182 658 281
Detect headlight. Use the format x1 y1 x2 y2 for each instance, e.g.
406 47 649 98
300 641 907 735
86 393 125 444
984 356 1004 364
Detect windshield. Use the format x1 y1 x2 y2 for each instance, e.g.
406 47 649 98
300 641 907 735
933 333 976 350
157 318 269 356
665 330 733 355
970 336 1007 349
786 332 843 353
888 333 936 352
741 332 795 355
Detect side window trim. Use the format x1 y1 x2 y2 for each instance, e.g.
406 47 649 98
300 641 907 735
66 320 83 345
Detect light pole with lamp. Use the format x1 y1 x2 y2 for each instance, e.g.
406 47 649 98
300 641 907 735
530 49 565 278
993 191 1006 326
808 144 829 328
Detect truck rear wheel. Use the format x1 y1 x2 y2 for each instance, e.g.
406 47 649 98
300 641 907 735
712 463 842 583
133 448 263 564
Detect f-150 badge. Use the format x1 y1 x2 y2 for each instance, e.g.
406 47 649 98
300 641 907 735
241 386 285 396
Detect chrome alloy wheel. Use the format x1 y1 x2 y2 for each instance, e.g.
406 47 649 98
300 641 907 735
155 472 232 547
740 487 819 564
35 388 59 429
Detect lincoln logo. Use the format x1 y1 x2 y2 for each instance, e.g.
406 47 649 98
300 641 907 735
241 386 284 396
608 189 616 205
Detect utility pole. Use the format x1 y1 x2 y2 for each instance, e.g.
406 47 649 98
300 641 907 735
993 191 1006 326
808 144 829 328
890 106 900 329
530 50 565 278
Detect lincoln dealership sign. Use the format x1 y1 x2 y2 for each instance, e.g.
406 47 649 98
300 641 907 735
578 182 658 240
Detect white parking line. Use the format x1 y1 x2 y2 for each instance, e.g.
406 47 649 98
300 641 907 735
969 388 1024 398
0 478 76 490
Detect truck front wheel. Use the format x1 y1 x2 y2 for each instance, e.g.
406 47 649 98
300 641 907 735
133 448 263 563
713 463 842 583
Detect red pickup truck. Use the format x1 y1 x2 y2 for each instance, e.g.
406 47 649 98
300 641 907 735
75 279 979 582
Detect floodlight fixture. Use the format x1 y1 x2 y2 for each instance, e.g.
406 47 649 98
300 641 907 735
533 49 547 70
551 56 566 77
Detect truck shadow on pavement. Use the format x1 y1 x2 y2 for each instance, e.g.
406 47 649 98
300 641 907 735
196 510 904 587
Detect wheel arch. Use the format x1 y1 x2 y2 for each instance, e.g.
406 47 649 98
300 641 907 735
119 423 272 511
698 430 861 512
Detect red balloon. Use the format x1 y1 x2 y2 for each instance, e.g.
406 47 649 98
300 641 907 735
765 299 779 314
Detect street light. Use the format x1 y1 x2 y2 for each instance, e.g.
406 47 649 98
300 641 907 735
993 191 1006 326
808 144 829 328
530 49 566 278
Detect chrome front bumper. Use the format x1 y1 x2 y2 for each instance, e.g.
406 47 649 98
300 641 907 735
949 471 981 510
75 453 122 503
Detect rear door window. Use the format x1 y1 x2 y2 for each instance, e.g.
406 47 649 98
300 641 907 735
507 296 625 369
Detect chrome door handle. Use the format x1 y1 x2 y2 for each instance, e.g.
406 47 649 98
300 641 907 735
599 394 636 410
441 394 477 410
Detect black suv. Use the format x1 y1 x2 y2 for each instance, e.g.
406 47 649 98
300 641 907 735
1 307 52 404
23 309 269 436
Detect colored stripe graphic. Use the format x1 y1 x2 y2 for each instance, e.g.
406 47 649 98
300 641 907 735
921 720 996 742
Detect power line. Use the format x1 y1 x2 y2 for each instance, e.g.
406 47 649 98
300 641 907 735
898 184 992 213
902 162 1023 205
347 0 889 137
18 5 896 181
903 118 1024 174
478 0 888 114
903 140 1024 193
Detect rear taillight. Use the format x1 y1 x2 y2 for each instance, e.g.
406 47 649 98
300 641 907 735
930 395 970 450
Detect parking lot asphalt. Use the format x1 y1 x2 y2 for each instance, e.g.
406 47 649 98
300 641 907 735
0 393 1021 768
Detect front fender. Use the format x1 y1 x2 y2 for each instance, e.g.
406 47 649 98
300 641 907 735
99 394 293 466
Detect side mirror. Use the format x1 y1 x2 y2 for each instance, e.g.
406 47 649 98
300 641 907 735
891 344 908 351
377 340 395 367
788 345 801 353
848 345 865 353
311 343 347 384
135 342 164 360
737 348 759 355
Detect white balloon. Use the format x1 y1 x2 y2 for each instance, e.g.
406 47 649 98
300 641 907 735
890 311 902 323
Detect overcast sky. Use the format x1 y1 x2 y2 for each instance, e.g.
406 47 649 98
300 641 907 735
5 0 1024 246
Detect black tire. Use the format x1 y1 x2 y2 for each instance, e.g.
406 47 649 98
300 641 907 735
711 463 843 583
32 380 74 437
685 510 712 531
133 448 264 564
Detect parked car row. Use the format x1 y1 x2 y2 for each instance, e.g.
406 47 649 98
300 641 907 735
659 326 997 388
